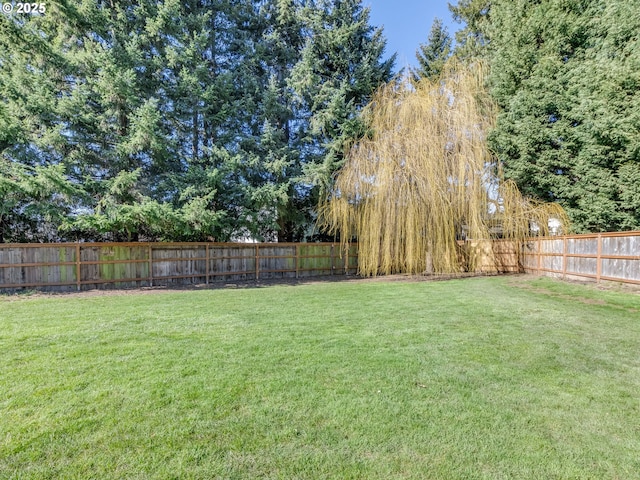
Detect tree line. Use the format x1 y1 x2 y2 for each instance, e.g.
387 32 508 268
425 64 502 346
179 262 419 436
1 0 393 242
2 0 639 244
428 0 640 232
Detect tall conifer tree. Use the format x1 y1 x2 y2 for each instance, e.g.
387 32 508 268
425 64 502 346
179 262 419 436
487 0 640 231
291 0 395 228
413 18 452 81
1 0 394 242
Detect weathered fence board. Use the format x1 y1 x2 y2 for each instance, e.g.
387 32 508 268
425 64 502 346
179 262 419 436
523 231 640 285
0 242 358 292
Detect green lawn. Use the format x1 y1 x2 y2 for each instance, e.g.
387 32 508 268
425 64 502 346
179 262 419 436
1 276 639 479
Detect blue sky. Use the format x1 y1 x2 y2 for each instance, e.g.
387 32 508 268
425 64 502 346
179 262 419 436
365 1 459 71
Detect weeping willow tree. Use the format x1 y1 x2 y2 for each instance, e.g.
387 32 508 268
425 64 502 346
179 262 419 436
319 59 569 276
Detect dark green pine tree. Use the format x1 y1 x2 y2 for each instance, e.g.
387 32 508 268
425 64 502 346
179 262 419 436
1 1 239 242
147 0 252 241
237 0 396 241
55 0 208 241
53 1 174 181
448 0 491 59
1 0 396 242
487 0 640 232
291 0 395 225
235 0 308 241
413 18 452 81
0 2 84 241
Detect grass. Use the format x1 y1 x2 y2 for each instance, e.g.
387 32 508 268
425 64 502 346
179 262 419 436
1 275 640 479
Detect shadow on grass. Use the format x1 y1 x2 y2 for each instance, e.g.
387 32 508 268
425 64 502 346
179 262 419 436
1 272 509 299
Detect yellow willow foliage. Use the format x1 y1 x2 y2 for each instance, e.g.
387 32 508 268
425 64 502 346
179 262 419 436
319 59 569 276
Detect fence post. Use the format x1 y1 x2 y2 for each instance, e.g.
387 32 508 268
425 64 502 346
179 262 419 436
295 244 299 279
596 233 602 283
75 243 81 291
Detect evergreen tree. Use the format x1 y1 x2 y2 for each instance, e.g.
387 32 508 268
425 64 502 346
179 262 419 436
2 0 250 241
151 0 257 240
291 0 395 228
0 2 73 169
0 2 86 241
487 0 640 232
235 0 307 241
448 0 491 59
237 0 395 241
413 18 452 81
0 160 80 242
1 0 394 242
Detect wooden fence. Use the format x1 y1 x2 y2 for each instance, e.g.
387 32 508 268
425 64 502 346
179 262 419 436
3 232 638 292
522 231 640 285
0 242 358 292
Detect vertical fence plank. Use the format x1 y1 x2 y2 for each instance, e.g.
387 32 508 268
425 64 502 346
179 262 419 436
345 245 349 275
255 244 259 280
206 244 210 285
75 243 81 291
330 244 334 276
562 237 567 280
148 244 153 287
295 244 299 279
596 234 602 283
537 238 542 275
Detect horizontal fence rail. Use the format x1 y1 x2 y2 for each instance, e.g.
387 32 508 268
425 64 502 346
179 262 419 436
522 231 640 285
0 242 358 292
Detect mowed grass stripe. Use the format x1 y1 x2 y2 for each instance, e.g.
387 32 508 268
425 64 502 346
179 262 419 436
1 276 639 479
